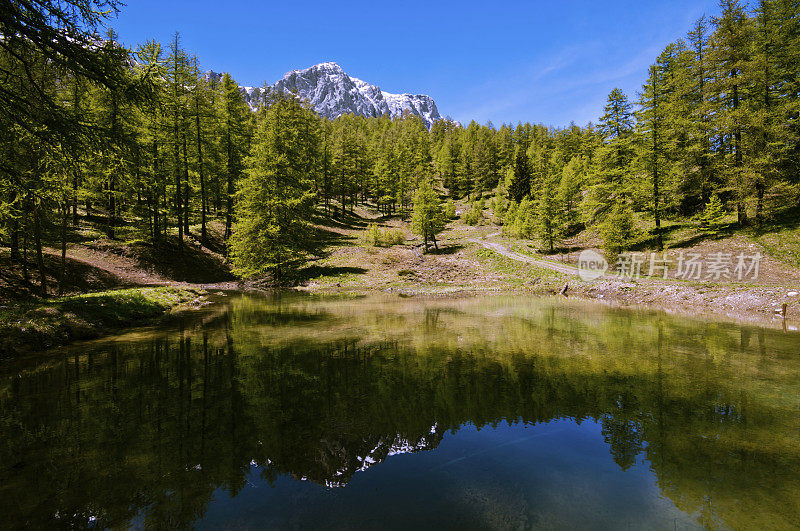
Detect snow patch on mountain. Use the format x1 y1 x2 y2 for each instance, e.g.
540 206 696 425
208 62 441 127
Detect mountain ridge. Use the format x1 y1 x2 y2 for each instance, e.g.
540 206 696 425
207 62 441 127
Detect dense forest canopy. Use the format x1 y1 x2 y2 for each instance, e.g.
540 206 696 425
2 0 799 290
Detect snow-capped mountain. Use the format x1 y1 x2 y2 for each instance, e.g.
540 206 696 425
208 62 441 127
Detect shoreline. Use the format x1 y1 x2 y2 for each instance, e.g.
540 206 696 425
0 287 209 358
3 277 798 359
295 278 800 331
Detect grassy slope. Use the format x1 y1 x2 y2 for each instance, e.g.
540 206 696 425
295 196 800 324
748 209 800 269
0 212 234 303
0 287 204 356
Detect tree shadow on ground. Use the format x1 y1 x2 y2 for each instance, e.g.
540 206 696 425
101 238 235 284
0 251 125 302
374 212 409 224
308 226 357 252
661 222 739 250
428 244 463 255
291 264 368 284
545 245 584 255
311 209 370 230
750 206 800 237
624 220 736 252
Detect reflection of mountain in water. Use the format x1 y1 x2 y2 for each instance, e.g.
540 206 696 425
297 426 443 488
1 295 799 529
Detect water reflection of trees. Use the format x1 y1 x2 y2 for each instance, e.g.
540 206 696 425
0 298 798 529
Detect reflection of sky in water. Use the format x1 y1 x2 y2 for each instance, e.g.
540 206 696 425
201 419 696 530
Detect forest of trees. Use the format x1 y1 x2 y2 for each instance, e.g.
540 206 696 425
2 0 799 291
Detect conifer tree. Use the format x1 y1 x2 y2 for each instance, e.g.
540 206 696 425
600 88 635 140
709 0 753 226
700 193 726 232
687 16 715 207
435 135 460 197
536 168 562 253
600 203 637 261
372 121 398 214
637 63 667 250
507 197 535 239
508 148 531 202
558 156 585 234
167 32 188 247
229 94 319 280
746 0 793 224
411 178 447 252
494 124 515 172
582 88 635 224
219 72 251 241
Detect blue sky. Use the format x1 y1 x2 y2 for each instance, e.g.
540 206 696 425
110 1 721 127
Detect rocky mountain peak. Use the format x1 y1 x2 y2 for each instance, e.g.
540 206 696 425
205 62 441 127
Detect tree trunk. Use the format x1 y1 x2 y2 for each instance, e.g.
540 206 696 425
653 155 662 250
33 204 47 297
59 199 68 296
108 173 116 239
174 103 184 250
151 139 160 245
198 141 207 243
9 191 20 262
152 189 160 245
224 121 234 242
163 191 169 242
652 66 662 251
108 89 118 239
21 202 29 282
176 166 183 250
225 171 233 242
146 191 154 244
182 133 190 236
756 177 764 226
195 86 207 244
732 76 747 227
737 201 748 227
72 173 79 224
341 171 346 220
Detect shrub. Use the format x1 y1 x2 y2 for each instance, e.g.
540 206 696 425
491 195 509 223
445 199 457 220
463 200 484 226
503 198 535 239
600 203 637 261
700 193 725 232
362 223 406 247
463 207 481 226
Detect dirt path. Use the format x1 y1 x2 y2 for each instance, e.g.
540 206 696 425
469 237 579 276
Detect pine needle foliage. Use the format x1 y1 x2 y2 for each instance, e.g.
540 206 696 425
229 94 320 280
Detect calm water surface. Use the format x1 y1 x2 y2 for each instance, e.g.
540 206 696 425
1 293 799 529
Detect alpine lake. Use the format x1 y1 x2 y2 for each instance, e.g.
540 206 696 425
1 292 799 529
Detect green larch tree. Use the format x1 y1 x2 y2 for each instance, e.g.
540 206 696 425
411 178 447 252
229 94 319 280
